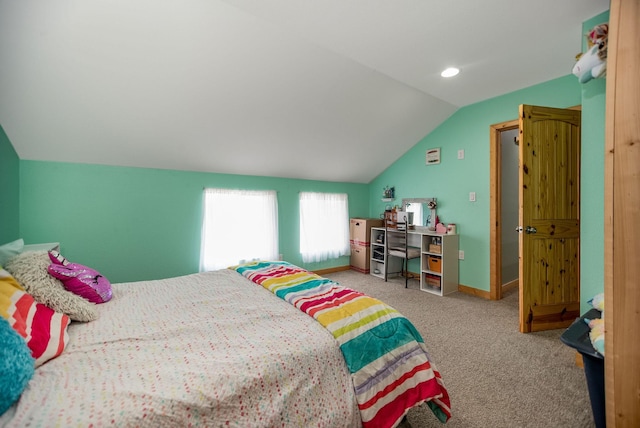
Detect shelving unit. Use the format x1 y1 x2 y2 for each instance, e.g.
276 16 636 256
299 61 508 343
369 228 402 279
420 234 458 295
370 227 459 296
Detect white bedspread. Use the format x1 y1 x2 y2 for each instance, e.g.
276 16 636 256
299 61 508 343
2 269 360 427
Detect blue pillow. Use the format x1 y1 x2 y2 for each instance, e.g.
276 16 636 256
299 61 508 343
0 317 35 415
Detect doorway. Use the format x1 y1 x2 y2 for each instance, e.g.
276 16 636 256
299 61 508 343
500 128 520 291
489 119 518 300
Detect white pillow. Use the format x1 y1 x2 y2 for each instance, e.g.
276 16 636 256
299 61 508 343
0 239 24 266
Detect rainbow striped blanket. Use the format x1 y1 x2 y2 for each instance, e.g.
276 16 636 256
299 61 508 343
233 261 451 428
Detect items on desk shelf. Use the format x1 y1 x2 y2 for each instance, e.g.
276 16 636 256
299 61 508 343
382 186 395 199
383 209 413 230
429 236 442 254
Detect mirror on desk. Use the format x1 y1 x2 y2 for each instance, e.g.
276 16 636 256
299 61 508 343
402 198 437 228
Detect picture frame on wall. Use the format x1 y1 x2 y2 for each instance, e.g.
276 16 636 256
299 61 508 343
426 148 441 165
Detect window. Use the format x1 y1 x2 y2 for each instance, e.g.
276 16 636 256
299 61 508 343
200 188 278 271
299 192 349 263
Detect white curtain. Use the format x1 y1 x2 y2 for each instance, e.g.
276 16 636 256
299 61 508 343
200 188 278 271
299 192 350 263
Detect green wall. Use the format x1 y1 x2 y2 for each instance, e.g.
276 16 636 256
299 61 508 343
369 11 608 312
579 10 608 313
369 75 583 293
19 161 369 283
0 124 20 244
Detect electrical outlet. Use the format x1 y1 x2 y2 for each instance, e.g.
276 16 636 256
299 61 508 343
457 149 464 159
458 250 465 260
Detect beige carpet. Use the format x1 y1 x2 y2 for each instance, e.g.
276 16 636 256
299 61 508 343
324 270 595 428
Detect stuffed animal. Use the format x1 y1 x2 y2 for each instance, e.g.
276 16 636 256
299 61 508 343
572 23 608 83
585 292 605 356
586 317 605 356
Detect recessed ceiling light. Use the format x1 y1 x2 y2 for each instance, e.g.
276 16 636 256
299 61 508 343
441 67 460 78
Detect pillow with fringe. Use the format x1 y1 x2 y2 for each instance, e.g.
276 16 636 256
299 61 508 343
5 251 98 322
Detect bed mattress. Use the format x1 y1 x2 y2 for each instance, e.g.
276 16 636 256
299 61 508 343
2 269 360 427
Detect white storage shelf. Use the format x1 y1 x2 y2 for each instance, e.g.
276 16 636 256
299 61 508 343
370 227 459 296
369 230 390 279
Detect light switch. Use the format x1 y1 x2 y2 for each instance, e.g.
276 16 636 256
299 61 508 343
469 192 476 202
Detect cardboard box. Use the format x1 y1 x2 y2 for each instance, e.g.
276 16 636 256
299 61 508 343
349 218 383 245
428 255 442 273
350 243 371 273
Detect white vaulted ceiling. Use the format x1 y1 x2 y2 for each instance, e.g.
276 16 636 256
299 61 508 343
0 0 608 183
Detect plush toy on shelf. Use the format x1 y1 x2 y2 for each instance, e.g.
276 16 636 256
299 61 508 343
572 23 608 84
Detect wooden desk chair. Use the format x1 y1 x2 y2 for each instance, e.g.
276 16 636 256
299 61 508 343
384 214 421 288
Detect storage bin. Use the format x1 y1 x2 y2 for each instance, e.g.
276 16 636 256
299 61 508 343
424 273 441 288
560 309 605 428
428 244 442 254
428 256 442 273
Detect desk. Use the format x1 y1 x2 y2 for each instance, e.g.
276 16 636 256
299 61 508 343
370 227 459 296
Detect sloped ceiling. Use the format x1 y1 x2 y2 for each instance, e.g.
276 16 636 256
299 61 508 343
0 0 608 183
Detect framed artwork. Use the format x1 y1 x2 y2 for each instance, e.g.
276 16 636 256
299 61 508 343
426 148 440 165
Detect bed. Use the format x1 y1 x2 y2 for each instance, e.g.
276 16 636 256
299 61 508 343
1 257 450 428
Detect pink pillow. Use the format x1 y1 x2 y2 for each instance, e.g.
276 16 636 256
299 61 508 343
47 260 112 304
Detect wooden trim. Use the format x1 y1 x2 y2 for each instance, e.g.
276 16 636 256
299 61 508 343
604 1 640 426
501 278 519 292
458 283 491 300
575 352 584 369
313 265 351 275
489 119 518 301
